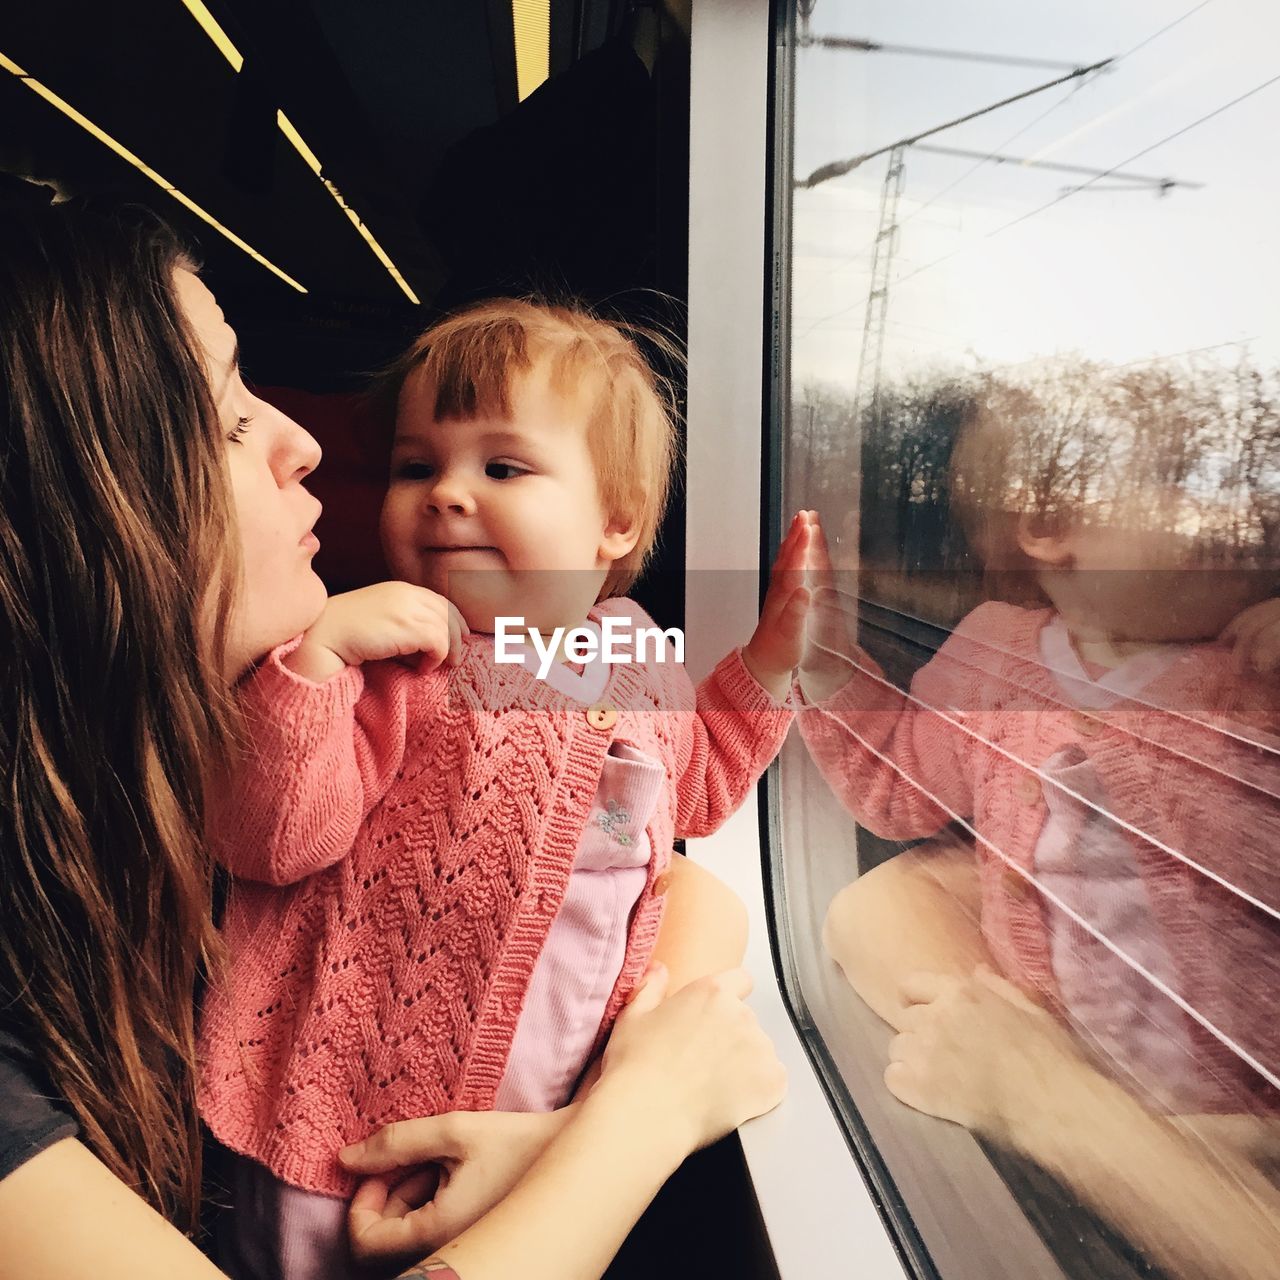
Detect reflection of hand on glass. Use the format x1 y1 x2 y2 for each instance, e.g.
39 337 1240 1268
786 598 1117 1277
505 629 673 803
1223 595 1280 676
885 966 1280 1280
800 377 1280 1276
796 511 867 704
884 965 1089 1138
742 510 812 699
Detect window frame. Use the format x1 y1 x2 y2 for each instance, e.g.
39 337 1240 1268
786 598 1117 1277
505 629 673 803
685 1 1093 1276
683 1 908 1276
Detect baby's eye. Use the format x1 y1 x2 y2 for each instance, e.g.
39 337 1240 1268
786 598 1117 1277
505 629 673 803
395 460 435 481
485 461 528 481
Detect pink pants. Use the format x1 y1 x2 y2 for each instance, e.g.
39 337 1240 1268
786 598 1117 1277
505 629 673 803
217 1149 353 1280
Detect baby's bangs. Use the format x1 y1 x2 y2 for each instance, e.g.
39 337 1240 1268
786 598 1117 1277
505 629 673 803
417 318 538 422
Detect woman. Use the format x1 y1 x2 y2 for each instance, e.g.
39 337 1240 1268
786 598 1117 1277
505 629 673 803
0 193 785 1280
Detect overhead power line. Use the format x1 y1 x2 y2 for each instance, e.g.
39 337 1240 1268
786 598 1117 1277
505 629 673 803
821 2 1214 264
909 144 1201 192
798 58 1113 189
799 35 1088 74
893 69 1280 290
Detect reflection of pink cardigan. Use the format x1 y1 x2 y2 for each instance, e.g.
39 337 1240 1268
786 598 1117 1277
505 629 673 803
798 601 1280 1113
199 597 791 1194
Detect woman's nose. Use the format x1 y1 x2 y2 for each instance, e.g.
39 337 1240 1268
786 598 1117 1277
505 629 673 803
267 407 322 484
290 423 323 480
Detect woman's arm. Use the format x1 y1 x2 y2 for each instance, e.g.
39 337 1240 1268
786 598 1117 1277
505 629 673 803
390 1076 697 1280
886 967 1280 1280
0 968 784 1280
343 966 785 1280
0 1122 677 1280
0 1138 227 1280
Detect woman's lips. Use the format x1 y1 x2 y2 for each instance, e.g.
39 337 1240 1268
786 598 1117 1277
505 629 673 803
299 499 323 552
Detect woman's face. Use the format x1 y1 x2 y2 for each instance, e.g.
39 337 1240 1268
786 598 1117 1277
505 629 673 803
173 269 328 677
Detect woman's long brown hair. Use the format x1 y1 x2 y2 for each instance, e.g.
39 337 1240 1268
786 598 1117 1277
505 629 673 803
0 196 239 1232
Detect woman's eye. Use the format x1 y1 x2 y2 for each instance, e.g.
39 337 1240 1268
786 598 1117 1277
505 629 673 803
227 415 252 444
395 460 434 481
485 461 527 481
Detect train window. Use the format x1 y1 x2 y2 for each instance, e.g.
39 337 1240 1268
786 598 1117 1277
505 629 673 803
769 3 1280 1277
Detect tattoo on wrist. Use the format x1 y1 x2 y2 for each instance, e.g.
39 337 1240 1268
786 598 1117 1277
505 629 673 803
398 1261 461 1279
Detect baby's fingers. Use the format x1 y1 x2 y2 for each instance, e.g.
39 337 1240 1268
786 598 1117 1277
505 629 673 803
772 512 810 576
447 603 470 667
773 585 810 654
764 515 809 607
805 512 836 585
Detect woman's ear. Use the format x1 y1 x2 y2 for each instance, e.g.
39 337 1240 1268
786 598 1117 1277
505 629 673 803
1015 512 1074 566
599 513 642 566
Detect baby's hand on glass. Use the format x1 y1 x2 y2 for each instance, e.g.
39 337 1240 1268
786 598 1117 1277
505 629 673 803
797 513 860 704
742 512 812 700
1222 597 1280 675
288 583 469 681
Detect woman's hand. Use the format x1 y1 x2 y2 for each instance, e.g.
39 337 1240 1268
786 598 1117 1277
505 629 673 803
341 1109 572 1264
886 968 1280 1280
742 512 812 700
339 963 785 1269
598 963 787 1154
883 965 1088 1145
1222 596 1280 675
285 582 469 682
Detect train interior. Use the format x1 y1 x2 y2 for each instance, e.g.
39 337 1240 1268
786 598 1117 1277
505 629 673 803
4 2 1279 1278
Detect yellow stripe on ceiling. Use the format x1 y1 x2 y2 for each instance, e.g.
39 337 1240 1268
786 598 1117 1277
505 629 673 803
180 0 244 72
0 49 306 292
512 0 550 102
179 0 420 304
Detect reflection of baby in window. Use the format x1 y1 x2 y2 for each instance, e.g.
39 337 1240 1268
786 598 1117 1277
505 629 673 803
798 377 1280 1117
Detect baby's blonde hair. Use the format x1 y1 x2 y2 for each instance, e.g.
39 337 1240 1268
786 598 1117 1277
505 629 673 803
383 298 680 597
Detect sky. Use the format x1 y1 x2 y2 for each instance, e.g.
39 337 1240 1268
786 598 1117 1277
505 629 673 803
789 0 1280 395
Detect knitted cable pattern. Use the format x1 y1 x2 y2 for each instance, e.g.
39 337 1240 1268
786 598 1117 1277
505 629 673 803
199 598 792 1193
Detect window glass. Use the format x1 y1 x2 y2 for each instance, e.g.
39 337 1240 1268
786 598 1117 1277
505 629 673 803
773 4 1280 1276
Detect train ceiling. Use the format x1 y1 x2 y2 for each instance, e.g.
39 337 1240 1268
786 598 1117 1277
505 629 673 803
0 1 624 311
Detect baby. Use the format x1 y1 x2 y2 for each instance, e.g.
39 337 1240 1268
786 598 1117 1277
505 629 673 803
798 380 1280 1121
199 299 807 1279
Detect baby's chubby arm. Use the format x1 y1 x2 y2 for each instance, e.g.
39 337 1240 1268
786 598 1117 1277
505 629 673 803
673 516 808 835
792 512 971 839
285 581 469 681
215 583 467 885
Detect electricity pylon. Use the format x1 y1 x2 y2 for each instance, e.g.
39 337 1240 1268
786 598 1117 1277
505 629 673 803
853 144 905 427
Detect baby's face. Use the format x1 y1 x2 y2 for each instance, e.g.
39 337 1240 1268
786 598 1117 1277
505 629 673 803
1039 491 1279 643
382 362 625 634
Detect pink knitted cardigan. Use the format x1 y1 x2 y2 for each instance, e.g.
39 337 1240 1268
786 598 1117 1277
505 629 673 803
199 597 792 1194
797 601 1280 1112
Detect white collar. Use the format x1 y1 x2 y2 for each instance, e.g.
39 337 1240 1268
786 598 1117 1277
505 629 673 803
1038 616 1180 710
